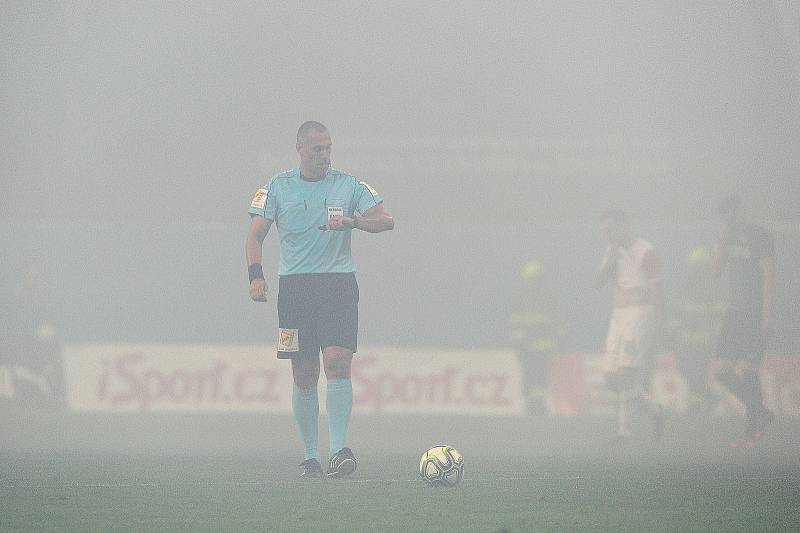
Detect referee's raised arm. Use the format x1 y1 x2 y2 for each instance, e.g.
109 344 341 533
353 203 394 233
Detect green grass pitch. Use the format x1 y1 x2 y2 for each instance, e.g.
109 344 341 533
3 450 799 532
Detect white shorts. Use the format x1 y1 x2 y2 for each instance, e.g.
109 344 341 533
603 305 655 374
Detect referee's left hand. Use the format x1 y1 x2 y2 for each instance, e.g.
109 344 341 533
319 215 355 231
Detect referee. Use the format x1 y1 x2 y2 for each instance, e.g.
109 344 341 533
245 121 394 478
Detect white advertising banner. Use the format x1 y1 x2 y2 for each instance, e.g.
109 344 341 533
63 344 291 413
352 347 526 416
63 344 526 416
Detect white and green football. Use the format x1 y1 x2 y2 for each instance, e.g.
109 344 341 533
419 445 464 486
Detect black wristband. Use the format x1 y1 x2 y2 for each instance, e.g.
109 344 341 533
248 263 264 282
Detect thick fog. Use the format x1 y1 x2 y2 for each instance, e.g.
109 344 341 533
2 0 800 484
3 1 799 224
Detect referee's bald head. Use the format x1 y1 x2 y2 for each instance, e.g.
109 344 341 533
297 121 328 146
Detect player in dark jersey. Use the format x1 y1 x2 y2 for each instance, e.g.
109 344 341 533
711 194 775 448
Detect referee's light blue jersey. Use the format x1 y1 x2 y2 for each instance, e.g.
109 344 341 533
248 167 383 275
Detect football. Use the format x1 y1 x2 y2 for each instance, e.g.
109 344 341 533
419 445 464 486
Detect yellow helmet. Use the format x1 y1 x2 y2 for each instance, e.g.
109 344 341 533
688 246 710 265
521 260 543 280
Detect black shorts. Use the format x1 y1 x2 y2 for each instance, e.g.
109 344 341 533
276 272 359 359
717 307 765 361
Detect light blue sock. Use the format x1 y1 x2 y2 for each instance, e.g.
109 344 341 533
292 384 319 461
326 379 353 455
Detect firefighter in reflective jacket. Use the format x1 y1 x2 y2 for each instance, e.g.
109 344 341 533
510 260 562 412
667 246 725 411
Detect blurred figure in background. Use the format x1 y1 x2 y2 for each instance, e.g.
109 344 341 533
510 259 562 413
0 257 64 407
594 210 665 444
668 246 726 412
712 194 775 448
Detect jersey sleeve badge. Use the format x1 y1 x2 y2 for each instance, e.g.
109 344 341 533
250 188 268 210
359 181 380 198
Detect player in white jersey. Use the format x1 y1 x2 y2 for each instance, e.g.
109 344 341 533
594 210 665 443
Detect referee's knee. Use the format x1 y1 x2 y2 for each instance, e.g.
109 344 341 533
291 358 320 388
323 348 353 379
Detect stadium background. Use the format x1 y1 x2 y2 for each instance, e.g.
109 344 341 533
2 2 800 531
